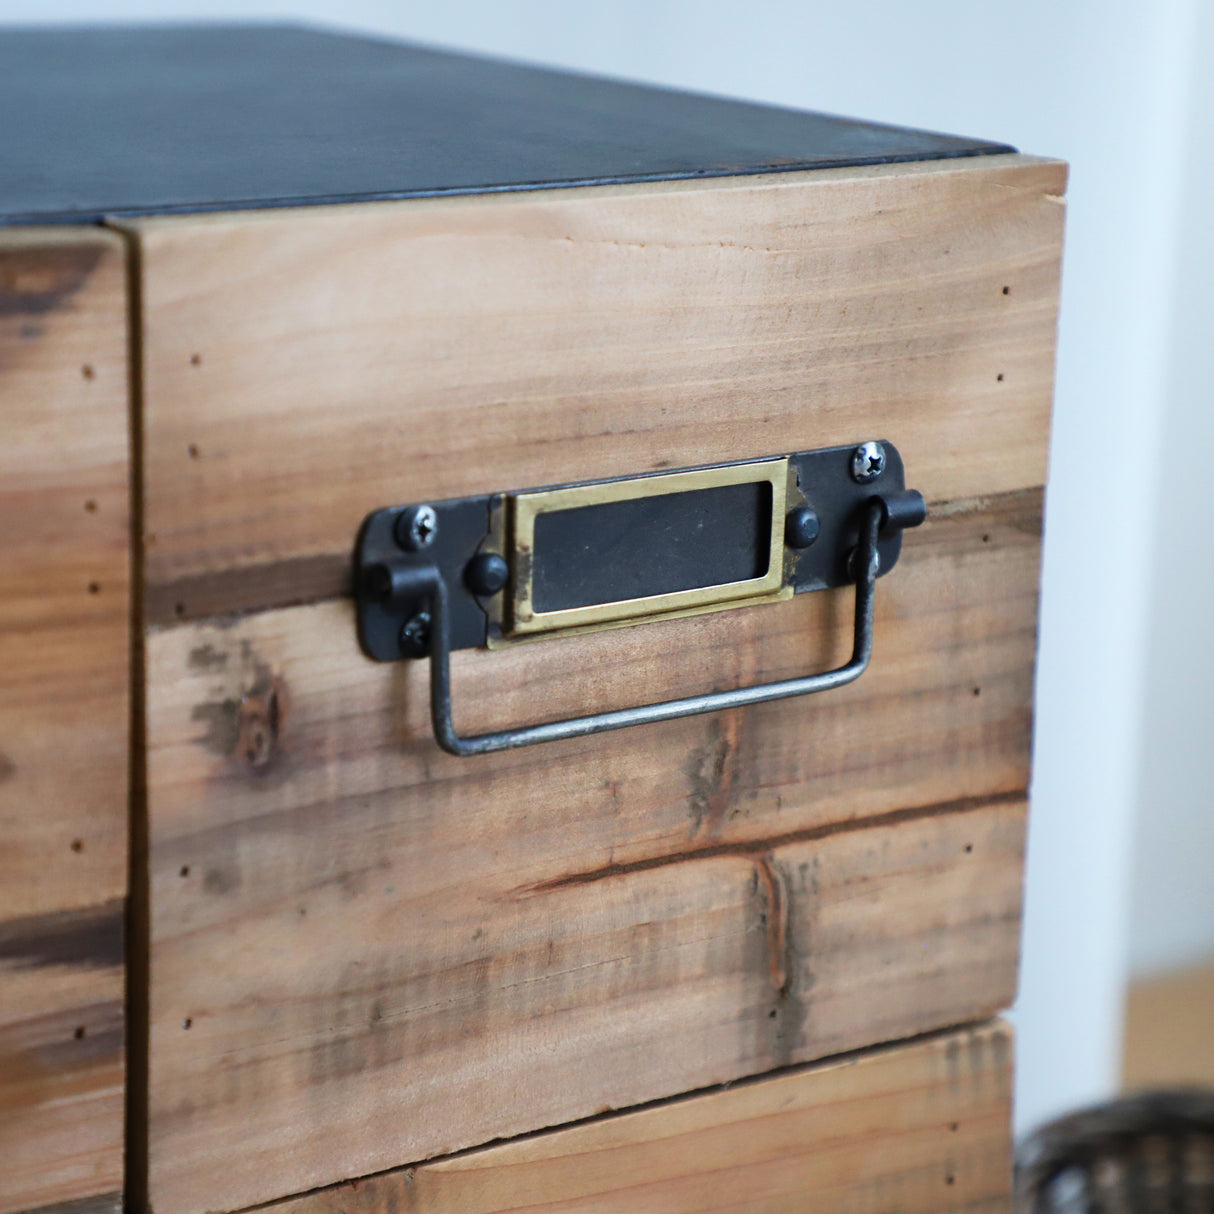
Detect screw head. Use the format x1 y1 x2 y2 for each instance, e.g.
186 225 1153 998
396 504 438 552
784 505 821 549
399 610 432 658
850 441 886 484
465 552 510 597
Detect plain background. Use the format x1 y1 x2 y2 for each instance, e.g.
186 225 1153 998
4 0 1212 1136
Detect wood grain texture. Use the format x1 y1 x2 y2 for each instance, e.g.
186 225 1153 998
0 228 130 916
145 763 1024 1214
125 153 1065 621
270 1020 1014 1214
0 230 128 1214
11 1196 122 1214
0 906 124 1214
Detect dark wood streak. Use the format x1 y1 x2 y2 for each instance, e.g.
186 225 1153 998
512 789 1026 898
143 486 1043 627
753 855 790 994
0 899 124 972
145 552 350 626
2 999 125 1073
12 1192 123 1214
0 244 105 317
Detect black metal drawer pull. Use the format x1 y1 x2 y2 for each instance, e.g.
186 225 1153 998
354 444 925 756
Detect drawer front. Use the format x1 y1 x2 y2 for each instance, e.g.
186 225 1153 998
128 153 1063 1214
269 1021 1015 1214
0 231 130 1214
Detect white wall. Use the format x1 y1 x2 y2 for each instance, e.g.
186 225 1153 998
1127 0 1214 983
3 0 1203 1133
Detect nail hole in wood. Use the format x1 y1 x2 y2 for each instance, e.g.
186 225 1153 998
183 1018 192 1030
190 353 202 366
950 1122 960 1132
88 581 100 595
972 687 980 697
70 838 83 853
997 373 1004 382
946 1174 956 1186
1002 285 1010 295
187 443 200 459
982 534 990 543
84 499 97 513
964 844 973 854
175 602 186 618
81 364 95 380
74 1026 86 1040
180 865 190 877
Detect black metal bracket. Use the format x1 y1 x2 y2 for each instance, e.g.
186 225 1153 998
354 443 925 755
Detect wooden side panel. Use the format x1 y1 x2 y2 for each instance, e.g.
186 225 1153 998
137 155 1062 1214
271 1021 1014 1214
128 153 1065 619
0 231 129 1214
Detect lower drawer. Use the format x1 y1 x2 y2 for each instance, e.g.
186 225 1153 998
266 1021 1013 1214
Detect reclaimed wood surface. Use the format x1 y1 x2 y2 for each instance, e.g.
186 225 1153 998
0 230 128 1214
145 732 1024 1214
270 1020 1014 1214
124 153 1065 622
132 154 1063 1214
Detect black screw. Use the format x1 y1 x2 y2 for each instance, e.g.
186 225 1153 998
465 552 510 596
784 505 820 549
400 610 431 658
850 441 886 484
396 504 438 552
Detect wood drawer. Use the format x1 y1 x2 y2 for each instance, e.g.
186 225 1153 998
0 25 1064 1214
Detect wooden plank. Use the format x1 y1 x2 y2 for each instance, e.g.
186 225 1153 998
125 153 1065 621
0 230 129 1214
1123 960 1214 1090
0 228 130 917
270 1020 1014 1214
144 773 1025 1214
146 487 1038 878
0 906 124 1214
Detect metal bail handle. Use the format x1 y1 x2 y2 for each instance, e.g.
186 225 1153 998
405 498 887 757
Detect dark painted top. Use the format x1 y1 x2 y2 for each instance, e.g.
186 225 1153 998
0 24 1014 225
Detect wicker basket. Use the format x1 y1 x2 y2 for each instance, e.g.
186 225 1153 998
1016 1090 1214 1212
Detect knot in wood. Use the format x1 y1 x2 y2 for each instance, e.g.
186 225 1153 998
237 680 283 771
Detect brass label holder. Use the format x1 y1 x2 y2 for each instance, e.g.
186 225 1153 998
355 442 924 664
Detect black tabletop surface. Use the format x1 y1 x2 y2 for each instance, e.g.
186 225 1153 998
0 24 1015 225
